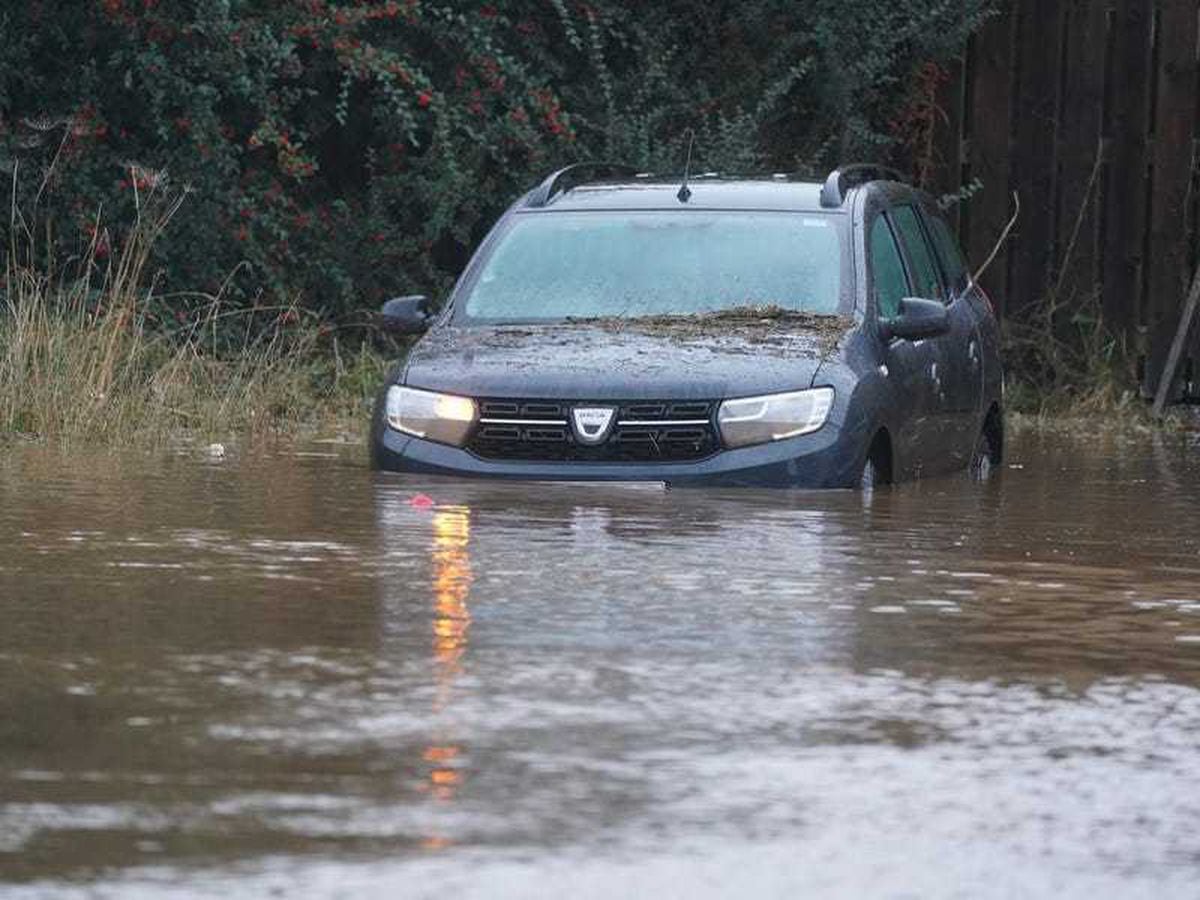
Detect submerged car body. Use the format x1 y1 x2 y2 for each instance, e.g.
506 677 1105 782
371 165 1004 488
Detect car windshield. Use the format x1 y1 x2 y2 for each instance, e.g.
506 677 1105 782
459 210 844 321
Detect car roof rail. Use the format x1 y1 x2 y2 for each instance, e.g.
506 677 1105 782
525 162 641 207
819 163 908 208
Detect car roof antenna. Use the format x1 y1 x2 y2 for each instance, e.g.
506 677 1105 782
677 129 695 203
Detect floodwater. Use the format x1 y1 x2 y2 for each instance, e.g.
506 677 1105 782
2 429 1200 899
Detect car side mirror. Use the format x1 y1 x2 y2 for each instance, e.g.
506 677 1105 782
880 297 950 342
380 295 432 335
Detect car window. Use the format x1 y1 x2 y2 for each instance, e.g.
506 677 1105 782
925 211 969 292
890 205 944 302
869 215 909 319
460 211 845 320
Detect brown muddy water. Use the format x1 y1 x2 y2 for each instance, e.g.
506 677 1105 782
2 429 1200 898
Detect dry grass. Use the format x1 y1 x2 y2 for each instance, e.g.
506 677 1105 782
1 182 386 448
994 140 1169 427
999 278 1137 412
1000 289 1200 433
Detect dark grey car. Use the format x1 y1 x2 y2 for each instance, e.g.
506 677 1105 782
371 164 1004 488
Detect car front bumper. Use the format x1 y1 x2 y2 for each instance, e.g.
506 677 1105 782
372 421 865 489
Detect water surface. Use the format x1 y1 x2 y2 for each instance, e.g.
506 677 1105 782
2 429 1200 897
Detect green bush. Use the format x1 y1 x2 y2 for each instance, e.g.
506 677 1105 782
1 1 991 331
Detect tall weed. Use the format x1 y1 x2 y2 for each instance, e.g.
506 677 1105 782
1 178 383 446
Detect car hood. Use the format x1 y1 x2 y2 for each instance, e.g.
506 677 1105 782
401 321 851 400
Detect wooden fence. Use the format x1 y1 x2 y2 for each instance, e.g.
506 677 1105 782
920 0 1200 397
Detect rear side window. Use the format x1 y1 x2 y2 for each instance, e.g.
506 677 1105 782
869 216 909 319
891 206 944 302
925 212 969 292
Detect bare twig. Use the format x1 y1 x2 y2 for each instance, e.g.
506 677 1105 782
973 190 1020 284
32 124 71 213
6 161 19 293
1050 141 1104 302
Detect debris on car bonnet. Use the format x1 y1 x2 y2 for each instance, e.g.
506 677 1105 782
566 305 855 340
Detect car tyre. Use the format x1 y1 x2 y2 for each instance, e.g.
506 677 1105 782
969 428 998 482
860 459 879 491
860 437 891 492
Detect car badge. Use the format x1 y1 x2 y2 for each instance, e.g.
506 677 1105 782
571 406 617 445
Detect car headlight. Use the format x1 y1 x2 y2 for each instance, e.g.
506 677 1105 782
385 385 477 446
717 387 834 448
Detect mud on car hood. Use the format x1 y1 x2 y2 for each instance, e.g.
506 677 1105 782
401 319 852 400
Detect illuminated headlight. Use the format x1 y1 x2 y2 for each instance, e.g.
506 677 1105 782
717 387 834 448
385 385 477 446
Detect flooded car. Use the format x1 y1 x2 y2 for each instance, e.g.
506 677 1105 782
371 164 1004 488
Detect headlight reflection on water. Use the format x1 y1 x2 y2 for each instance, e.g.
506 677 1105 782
431 506 473 679
424 505 473 813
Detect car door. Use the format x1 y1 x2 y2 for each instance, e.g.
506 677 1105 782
922 205 986 441
889 204 975 470
868 211 944 479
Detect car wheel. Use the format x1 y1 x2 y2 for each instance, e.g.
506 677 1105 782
860 458 879 491
969 428 997 482
859 433 892 492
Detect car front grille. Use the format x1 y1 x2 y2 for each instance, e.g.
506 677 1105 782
468 398 720 463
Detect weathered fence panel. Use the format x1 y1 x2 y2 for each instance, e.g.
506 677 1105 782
928 0 1200 398
1102 0 1153 343
1055 0 1106 312
1010 0 1064 317
964 5 1017 319
1146 0 1198 394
